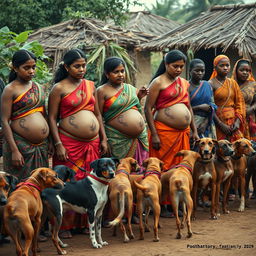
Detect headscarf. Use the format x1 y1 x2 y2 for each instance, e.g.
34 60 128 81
231 59 255 82
209 55 230 80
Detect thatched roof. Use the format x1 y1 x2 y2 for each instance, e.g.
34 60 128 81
124 11 179 36
29 18 154 66
141 3 256 59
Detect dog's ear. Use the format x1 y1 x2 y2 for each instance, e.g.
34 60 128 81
159 160 164 170
142 158 149 168
111 157 120 167
212 140 218 154
175 150 187 157
233 140 241 149
5 174 18 190
90 159 99 170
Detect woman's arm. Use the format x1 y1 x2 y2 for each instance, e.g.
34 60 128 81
1 85 24 166
137 86 149 102
187 98 199 140
144 81 161 150
94 87 108 155
48 84 68 161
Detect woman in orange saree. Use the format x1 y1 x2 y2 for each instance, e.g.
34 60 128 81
209 55 245 142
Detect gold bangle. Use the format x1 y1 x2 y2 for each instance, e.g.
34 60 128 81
54 141 62 146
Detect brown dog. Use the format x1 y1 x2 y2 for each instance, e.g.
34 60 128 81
214 140 234 215
134 157 163 242
231 138 255 212
192 137 218 220
4 168 64 256
161 150 200 239
108 157 138 242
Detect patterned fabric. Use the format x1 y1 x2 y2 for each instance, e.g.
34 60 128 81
102 83 148 165
190 81 217 139
3 133 48 181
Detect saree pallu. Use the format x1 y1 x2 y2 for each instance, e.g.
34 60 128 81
53 129 100 180
190 81 217 139
105 125 148 166
3 133 48 181
149 121 190 171
103 83 148 164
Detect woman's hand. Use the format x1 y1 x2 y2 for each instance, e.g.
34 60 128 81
48 140 54 157
231 118 240 132
137 86 149 100
55 143 68 161
219 122 232 136
152 133 161 150
12 150 24 167
193 104 211 112
100 139 108 156
191 130 199 141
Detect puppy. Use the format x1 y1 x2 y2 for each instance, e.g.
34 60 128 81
108 157 138 242
161 150 200 239
49 157 118 252
214 140 234 215
231 138 255 212
192 138 218 220
4 168 64 256
41 165 76 254
134 157 163 242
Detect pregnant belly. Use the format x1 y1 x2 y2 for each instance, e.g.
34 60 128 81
11 112 49 144
107 109 145 138
155 103 191 129
60 110 99 140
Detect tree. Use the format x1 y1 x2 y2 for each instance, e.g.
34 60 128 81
0 0 140 33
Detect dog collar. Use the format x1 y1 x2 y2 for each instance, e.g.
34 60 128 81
116 169 129 176
217 156 230 162
231 154 242 160
174 163 193 174
87 173 109 185
16 182 42 192
144 170 161 179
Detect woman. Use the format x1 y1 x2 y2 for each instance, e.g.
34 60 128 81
1 49 49 181
48 49 107 238
209 55 245 142
145 50 198 171
189 59 217 139
97 57 149 165
232 59 256 199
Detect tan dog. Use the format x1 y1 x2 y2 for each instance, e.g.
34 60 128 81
192 137 218 220
134 157 163 242
4 168 64 256
231 138 255 212
108 157 139 242
214 140 234 215
161 150 200 239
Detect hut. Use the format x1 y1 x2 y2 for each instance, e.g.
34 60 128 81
141 3 256 79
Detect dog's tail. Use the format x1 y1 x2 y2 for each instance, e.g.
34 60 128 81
174 180 183 191
134 180 148 193
108 192 126 226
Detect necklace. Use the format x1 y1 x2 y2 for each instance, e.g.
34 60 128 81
215 77 225 86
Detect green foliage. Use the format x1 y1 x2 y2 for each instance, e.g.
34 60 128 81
0 27 52 85
86 42 137 87
0 0 141 33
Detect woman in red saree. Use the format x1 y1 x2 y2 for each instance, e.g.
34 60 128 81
48 49 107 238
144 50 198 217
209 55 246 142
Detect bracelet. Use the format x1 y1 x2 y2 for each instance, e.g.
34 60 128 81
54 141 62 146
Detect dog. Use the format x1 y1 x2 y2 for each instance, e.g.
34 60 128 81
41 165 76 254
108 157 139 242
4 168 64 256
46 157 118 252
231 138 255 212
161 150 200 239
214 140 234 215
134 157 163 242
192 137 218 220
0 172 18 244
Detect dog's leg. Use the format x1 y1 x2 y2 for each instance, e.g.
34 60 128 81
127 193 134 240
181 202 187 229
191 183 198 220
222 178 232 214
171 193 181 239
215 181 221 216
21 219 34 256
210 181 217 219
31 215 41 256
52 215 67 255
136 194 144 240
95 204 108 247
238 173 246 212
144 205 151 232
186 195 193 238
152 197 160 242
88 209 101 248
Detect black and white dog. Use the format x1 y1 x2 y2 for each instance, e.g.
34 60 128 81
42 158 118 254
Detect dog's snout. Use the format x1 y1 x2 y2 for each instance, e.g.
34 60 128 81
203 150 210 154
109 172 115 179
0 196 7 205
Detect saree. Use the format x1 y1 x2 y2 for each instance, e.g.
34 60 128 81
3 83 48 181
232 59 256 140
190 81 217 139
150 77 190 171
214 78 246 142
103 83 148 166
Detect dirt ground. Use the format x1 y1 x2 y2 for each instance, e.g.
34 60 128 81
1 199 256 256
